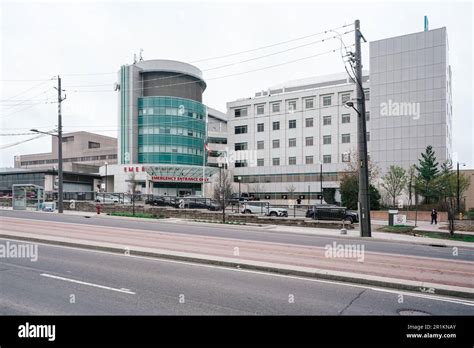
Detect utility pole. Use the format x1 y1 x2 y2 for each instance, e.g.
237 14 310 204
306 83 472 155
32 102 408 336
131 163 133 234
55 76 66 214
354 20 371 237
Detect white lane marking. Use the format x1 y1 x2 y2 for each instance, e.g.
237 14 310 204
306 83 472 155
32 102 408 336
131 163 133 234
40 273 136 295
27 240 474 307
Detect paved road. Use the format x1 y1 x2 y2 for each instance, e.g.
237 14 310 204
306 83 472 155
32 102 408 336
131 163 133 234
1 238 473 315
1 210 473 262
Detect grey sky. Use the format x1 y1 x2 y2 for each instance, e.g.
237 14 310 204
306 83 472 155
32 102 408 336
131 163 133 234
1 0 472 168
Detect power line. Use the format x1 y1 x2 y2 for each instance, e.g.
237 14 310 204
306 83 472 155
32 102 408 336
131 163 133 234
68 46 351 94
65 31 352 89
190 23 353 63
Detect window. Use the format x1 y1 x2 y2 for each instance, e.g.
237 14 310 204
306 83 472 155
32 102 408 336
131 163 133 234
364 89 370 101
208 137 227 144
305 136 314 146
235 142 248 151
323 155 332 164
62 136 74 143
341 93 351 104
342 153 350 162
305 117 314 127
323 116 332 125
322 95 332 106
272 121 280 130
88 141 100 149
272 139 280 148
305 98 314 109
341 114 351 124
257 159 264 167
289 119 296 129
256 104 265 115
288 157 296 165
257 123 264 132
323 135 331 145
305 156 314 164
341 134 351 144
235 160 248 168
272 158 280 166
272 103 280 113
257 141 264 150
289 138 296 147
365 111 370 121
367 132 370 141
287 100 297 113
234 125 248 134
234 108 248 117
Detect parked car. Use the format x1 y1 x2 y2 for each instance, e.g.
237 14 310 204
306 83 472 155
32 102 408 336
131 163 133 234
145 196 168 206
95 195 130 204
241 203 288 217
306 206 359 223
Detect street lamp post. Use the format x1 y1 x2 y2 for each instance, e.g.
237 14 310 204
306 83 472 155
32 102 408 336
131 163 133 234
319 161 323 204
237 176 242 214
457 162 466 215
104 162 108 193
31 128 63 213
218 162 225 223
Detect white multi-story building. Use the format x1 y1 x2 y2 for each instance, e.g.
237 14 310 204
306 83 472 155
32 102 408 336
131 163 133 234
226 26 452 202
227 72 370 201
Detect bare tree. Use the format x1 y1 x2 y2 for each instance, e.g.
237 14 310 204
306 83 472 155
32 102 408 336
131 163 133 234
381 165 407 206
344 149 381 184
212 169 233 210
405 165 416 208
286 184 296 199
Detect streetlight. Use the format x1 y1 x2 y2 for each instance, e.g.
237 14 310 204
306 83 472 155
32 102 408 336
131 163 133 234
319 161 323 204
218 162 225 223
31 128 63 213
457 162 466 215
237 176 242 214
104 162 108 193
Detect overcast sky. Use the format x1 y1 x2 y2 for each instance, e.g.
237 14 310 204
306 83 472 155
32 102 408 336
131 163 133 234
1 0 472 168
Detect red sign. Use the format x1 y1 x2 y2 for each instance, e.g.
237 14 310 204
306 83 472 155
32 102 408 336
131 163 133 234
151 176 209 183
124 166 145 173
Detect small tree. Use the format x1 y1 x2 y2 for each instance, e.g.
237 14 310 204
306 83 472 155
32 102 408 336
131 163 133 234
340 174 381 210
286 184 296 199
435 160 470 236
415 145 439 204
127 172 141 216
381 165 407 207
212 169 233 210
405 165 416 208
344 149 381 184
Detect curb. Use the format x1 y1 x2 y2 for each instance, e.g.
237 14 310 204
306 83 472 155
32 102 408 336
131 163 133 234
1 233 473 300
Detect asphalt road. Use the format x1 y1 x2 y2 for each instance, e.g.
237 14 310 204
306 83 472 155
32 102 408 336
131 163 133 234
1 209 473 262
1 238 473 315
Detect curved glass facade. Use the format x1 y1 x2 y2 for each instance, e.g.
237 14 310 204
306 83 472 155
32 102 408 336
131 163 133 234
137 96 206 165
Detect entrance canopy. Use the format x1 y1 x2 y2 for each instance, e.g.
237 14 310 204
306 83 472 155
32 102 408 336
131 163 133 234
145 165 219 183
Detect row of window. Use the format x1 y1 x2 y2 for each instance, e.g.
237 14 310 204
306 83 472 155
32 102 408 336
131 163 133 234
139 145 203 156
235 172 343 184
233 90 370 117
236 153 351 168
139 127 204 139
139 107 204 120
234 112 370 134
234 132 370 151
20 154 117 166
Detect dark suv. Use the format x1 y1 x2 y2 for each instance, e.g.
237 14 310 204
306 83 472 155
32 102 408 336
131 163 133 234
306 206 359 224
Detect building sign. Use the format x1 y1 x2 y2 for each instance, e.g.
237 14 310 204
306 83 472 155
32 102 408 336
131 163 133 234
124 166 146 173
151 176 210 183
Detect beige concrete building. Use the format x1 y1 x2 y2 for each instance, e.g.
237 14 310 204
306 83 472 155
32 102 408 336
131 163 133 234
14 132 117 173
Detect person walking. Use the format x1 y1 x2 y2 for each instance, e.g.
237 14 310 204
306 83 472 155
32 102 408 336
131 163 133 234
431 209 438 225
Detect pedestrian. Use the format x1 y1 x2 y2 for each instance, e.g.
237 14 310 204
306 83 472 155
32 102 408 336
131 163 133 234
431 209 438 225
297 198 302 205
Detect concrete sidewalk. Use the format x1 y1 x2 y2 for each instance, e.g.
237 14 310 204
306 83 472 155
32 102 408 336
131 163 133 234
1 215 473 299
4 206 474 249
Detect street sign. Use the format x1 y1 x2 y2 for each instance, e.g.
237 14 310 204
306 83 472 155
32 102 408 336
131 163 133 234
395 214 407 224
